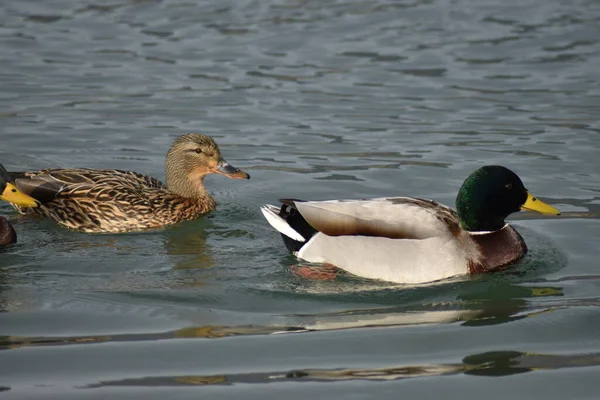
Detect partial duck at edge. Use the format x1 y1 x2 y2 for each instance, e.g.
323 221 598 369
0 164 39 246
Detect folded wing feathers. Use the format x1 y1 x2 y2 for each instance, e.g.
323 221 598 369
14 177 68 203
294 197 452 240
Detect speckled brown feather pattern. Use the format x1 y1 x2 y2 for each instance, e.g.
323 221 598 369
14 169 216 233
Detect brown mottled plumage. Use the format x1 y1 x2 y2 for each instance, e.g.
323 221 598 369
8 133 250 233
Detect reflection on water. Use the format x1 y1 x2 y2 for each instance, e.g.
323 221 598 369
285 350 600 381
84 350 600 388
0 281 566 351
163 221 216 275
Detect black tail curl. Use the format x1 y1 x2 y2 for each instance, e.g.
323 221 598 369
278 199 318 253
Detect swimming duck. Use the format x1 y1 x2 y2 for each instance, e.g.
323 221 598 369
0 164 40 245
5 133 249 233
261 165 560 284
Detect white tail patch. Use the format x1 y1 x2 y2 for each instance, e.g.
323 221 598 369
260 204 306 242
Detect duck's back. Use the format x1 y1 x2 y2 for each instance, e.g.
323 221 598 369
15 168 165 191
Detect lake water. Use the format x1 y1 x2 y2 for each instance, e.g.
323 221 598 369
1 0 599 398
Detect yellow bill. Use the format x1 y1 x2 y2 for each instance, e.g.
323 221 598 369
0 183 40 207
521 192 560 215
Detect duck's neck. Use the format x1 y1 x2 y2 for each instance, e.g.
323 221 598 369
458 213 507 233
166 169 212 201
456 180 509 233
467 223 509 235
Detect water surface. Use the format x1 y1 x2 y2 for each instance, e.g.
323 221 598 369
1 0 600 398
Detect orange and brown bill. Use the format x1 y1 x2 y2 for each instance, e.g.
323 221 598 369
215 160 250 180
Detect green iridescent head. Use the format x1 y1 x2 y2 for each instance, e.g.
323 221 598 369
456 165 560 232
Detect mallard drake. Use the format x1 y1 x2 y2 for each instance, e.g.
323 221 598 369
0 164 39 245
5 133 249 233
261 165 560 284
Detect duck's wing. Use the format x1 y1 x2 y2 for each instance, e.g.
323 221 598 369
284 197 460 240
12 171 70 203
73 169 165 190
13 168 165 203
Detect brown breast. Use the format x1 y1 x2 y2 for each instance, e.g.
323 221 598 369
0 216 17 246
469 225 527 273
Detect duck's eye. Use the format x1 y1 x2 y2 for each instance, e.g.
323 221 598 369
194 148 203 154
505 183 513 190
11 188 17 193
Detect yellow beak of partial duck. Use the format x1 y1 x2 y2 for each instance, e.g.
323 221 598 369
0 182 40 208
521 192 560 215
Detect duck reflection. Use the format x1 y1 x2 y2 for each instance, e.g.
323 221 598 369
455 282 564 327
0 280 567 353
279 350 600 381
294 281 565 331
163 219 215 271
84 350 600 388
0 324 304 351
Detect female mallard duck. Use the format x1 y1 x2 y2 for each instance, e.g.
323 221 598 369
261 165 560 284
5 133 249 233
0 164 39 245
